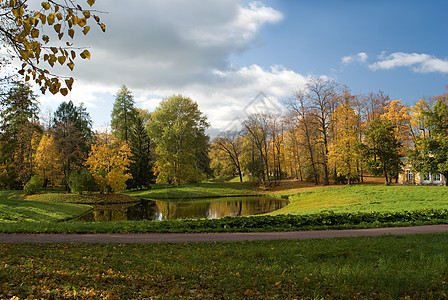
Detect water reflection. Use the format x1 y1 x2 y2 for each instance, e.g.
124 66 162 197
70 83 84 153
75 197 288 222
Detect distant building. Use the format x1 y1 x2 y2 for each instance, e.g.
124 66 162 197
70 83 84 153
398 159 446 185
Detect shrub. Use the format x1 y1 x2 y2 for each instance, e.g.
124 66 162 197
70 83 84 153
24 175 42 195
68 169 96 194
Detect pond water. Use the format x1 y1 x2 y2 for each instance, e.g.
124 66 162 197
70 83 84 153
74 196 289 222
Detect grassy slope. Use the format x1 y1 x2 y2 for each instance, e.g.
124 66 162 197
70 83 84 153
125 182 260 200
271 185 448 215
1 233 448 299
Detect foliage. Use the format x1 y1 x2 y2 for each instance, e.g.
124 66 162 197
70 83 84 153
328 104 361 184
363 119 402 183
0 82 40 188
0 0 105 95
2 234 448 299
34 133 63 188
52 100 93 190
127 109 154 189
111 85 137 142
147 95 210 185
68 168 95 194
85 133 132 193
411 94 448 185
23 175 42 194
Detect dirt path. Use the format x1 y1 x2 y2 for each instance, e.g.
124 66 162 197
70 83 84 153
1 224 448 244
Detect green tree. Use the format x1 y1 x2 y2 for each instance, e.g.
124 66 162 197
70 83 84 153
111 85 137 142
52 100 93 190
147 95 210 185
0 0 105 95
68 168 95 194
128 109 154 189
0 82 40 188
363 119 402 184
411 94 448 185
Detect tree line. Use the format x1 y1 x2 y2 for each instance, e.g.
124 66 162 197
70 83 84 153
211 78 448 186
1 78 447 193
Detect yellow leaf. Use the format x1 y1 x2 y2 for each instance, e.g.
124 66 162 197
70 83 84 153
87 0 96 6
67 61 75 71
41 2 51 10
57 55 66 65
60 88 68 96
68 28 75 38
82 26 90 35
80 49 91 60
54 23 61 33
31 28 39 38
65 78 74 90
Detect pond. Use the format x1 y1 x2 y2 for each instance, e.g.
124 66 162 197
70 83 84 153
74 196 289 222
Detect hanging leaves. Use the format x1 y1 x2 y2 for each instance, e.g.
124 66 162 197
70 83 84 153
2 0 106 95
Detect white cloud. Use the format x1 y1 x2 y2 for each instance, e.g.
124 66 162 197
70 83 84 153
31 0 311 134
369 52 448 73
341 52 368 64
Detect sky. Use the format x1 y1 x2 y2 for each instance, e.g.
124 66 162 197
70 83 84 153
34 0 448 136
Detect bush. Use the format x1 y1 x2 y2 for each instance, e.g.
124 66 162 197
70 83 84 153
68 169 96 194
24 175 42 195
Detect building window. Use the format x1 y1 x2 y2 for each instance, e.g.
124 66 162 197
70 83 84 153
406 170 414 182
423 173 431 181
433 173 441 181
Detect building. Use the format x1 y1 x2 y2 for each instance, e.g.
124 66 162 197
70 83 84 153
399 162 446 185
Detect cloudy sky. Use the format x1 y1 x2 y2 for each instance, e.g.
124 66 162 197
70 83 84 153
36 0 448 135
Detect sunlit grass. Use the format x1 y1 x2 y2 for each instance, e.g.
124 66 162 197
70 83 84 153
125 182 260 200
271 185 448 215
1 233 448 298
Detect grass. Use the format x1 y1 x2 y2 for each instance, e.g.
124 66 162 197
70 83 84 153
2 233 448 299
271 185 448 215
125 182 260 200
0 198 91 222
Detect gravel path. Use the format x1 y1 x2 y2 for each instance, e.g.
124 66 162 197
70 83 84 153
1 224 448 244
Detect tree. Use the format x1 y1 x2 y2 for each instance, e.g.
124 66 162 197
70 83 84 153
128 109 154 189
52 100 93 190
212 131 244 182
328 104 361 184
34 133 63 189
411 94 448 185
0 82 40 188
147 95 210 185
111 85 137 142
0 0 105 95
68 168 95 194
363 119 402 184
85 133 133 193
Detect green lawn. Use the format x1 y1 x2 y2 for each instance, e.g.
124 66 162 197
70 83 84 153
1 233 448 299
271 185 448 215
125 182 260 200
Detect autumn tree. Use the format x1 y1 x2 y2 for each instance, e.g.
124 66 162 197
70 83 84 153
85 133 133 193
0 0 105 95
111 85 137 142
328 104 361 184
147 95 210 185
242 113 270 185
34 133 63 188
212 131 244 182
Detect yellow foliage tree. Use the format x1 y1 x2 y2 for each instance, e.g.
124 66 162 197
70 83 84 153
34 133 63 188
85 133 132 193
380 99 411 151
328 104 361 184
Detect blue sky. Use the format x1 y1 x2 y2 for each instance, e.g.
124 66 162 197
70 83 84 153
34 0 448 133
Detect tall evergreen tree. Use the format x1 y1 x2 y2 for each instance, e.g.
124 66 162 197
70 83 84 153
128 110 154 189
111 85 137 142
0 82 40 189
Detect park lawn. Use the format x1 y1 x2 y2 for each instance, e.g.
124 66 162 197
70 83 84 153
24 192 140 204
271 184 448 215
0 198 91 222
125 182 260 200
1 233 448 299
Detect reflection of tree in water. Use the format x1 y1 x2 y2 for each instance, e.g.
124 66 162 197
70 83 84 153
155 201 210 220
75 197 289 222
